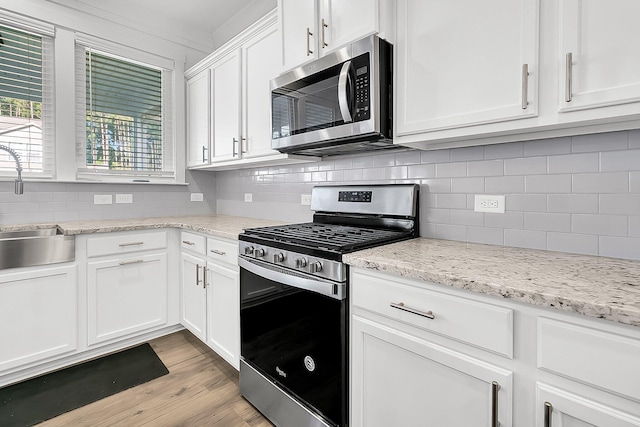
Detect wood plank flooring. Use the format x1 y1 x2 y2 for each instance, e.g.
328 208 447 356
39 330 273 427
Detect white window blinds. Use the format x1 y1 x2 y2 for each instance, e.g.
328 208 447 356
0 24 54 177
76 42 174 180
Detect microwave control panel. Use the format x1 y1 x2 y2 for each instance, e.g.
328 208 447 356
353 53 370 122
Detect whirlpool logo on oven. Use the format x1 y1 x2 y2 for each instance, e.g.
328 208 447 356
275 366 287 378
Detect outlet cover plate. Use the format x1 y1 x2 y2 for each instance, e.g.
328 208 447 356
116 193 133 204
190 193 204 202
301 194 312 205
474 195 505 213
244 193 253 203
94 194 113 205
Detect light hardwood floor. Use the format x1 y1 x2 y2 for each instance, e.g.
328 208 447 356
39 330 273 426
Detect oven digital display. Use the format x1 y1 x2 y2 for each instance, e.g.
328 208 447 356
338 191 372 202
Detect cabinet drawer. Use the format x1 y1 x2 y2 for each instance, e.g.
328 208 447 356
538 317 640 402
180 231 206 255
87 231 167 258
352 270 513 358
207 237 238 266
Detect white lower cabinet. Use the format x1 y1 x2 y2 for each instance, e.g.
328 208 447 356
205 261 239 368
0 265 77 372
351 316 512 427
180 251 207 340
87 253 168 345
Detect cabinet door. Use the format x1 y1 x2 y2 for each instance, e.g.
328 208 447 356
87 253 168 345
396 0 539 136
279 0 317 71
242 24 281 159
559 0 640 112
181 252 207 340
351 316 512 427
211 50 241 162
321 0 377 52
186 69 211 167
206 261 240 369
537 383 640 427
0 265 77 372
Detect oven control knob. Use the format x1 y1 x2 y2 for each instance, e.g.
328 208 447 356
310 261 323 273
244 246 254 255
295 258 308 268
273 252 285 263
254 248 265 257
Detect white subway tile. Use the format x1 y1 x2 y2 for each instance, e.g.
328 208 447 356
436 194 467 209
630 130 640 149
451 146 484 161
467 226 504 245
424 208 451 224
408 164 436 179
326 170 344 182
504 156 547 175
485 212 524 229
485 141 524 159
524 137 572 156
572 172 629 193
572 131 629 153
547 232 598 255
422 193 437 208
600 149 640 172
334 158 354 170
451 177 483 193
572 214 628 236
434 224 467 241
630 216 640 237
547 194 598 213
599 236 640 260
385 166 408 180
423 178 452 193
372 153 396 167
507 194 547 212
352 156 373 169
363 168 385 180
525 174 572 193
548 152 599 174
467 159 503 177
343 169 363 181
421 149 451 164
311 171 327 181
599 194 640 215
632 172 640 193
395 150 421 165
450 209 484 226
436 162 467 178
504 229 547 250
421 223 437 238
524 212 571 232
485 176 525 193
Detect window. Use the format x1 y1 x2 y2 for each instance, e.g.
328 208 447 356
0 23 54 177
76 39 174 181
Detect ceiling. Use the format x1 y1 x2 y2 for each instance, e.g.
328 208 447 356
46 0 268 52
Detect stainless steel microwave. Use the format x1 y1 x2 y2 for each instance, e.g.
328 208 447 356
270 35 393 157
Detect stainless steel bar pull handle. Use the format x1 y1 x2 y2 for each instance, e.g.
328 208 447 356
390 302 435 319
544 402 553 427
232 138 238 157
182 240 195 246
492 381 500 427
196 264 201 286
119 259 144 266
210 249 226 256
241 137 247 153
321 19 328 48
119 241 144 247
565 52 573 102
306 27 313 56
522 63 529 110
203 266 207 288
202 145 208 162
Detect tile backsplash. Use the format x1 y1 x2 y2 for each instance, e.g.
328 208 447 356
216 130 640 260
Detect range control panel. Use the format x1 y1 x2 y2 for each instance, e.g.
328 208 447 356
338 191 372 203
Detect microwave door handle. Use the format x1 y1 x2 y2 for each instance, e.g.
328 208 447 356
338 61 353 123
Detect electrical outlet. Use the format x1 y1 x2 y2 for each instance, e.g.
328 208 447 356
190 193 204 202
244 193 253 202
474 195 505 213
301 194 312 205
94 194 113 205
115 193 133 204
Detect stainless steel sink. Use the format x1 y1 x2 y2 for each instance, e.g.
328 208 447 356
0 226 75 270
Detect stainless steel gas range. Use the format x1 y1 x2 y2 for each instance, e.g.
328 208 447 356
238 184 419 427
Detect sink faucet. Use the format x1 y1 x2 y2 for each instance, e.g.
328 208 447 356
0 144 24 195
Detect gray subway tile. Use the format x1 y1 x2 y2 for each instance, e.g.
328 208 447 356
524 137 572 157
572 131 629 153
485 176 525 193
524 212 571 232
434 224 467 241
451 146 484 162
436 194 467 209
450 209 484 226
548 152 599 174
547 232 598 256
504 229 547 250
507 194 547 212
423 178 452 193
525 174 572 193
467 226 504 245
436 162 467 178
421 149 451 164
572 172 629 193
484 141 524 159
599 236 640 260
572 214 627 236
484 211 524 229
600 149 640 172
547 194 598 214
467 159 503 177
599 194 640 215
408 164 436 179
504 156 547 176
451 177 483 193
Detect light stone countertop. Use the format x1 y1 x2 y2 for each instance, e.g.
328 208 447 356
344 238 640 328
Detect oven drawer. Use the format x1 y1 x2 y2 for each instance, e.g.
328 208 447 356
352 270 513 358
207 237 238 266
180 231 206 255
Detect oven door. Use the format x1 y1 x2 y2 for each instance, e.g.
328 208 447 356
239 257 347 427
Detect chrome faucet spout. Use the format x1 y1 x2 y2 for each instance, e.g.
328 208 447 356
0 144 24 195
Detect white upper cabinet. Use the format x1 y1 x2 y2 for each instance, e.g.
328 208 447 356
396 0 539 137
559 0 640 113
186 70 211 167
211 49 242 163
279 0 394 71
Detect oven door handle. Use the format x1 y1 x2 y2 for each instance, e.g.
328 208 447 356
239 257 346 300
